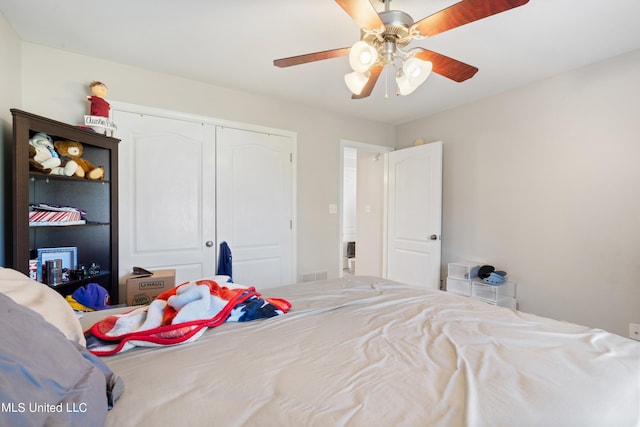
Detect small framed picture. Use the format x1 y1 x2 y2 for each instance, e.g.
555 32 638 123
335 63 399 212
36 247 78 282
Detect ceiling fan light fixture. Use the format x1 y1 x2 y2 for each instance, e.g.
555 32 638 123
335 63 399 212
273 0 530 99
344 71 369 95
403 56 433 87
349 41 378 73
396 57 433 96
395 74 417 96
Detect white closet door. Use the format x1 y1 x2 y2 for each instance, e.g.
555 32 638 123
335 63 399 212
114 111 216 284
216 127 294 288
385 142 443 289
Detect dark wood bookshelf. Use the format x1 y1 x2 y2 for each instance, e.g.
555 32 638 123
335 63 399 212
8 109 120 303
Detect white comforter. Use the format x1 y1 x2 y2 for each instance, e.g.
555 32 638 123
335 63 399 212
81 276 640 427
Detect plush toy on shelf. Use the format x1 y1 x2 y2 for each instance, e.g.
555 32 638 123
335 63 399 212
29 132 78 176
86 81 110 118
29 145 51 174
54 140 105 180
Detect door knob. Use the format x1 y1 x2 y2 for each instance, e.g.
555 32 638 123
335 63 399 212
205 241 214 247
429 234 439 240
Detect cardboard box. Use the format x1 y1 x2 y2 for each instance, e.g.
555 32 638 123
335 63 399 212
124 269 176 306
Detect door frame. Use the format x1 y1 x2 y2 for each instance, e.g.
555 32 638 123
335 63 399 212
338 139 393 278
110 100 298 283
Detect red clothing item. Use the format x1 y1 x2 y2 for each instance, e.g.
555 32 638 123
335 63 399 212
88 96 110 117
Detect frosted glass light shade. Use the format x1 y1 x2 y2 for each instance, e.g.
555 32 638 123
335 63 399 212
344 71 369 95
396 74 416 95
348 41 378 73
403 57 432 86
396 57 433 96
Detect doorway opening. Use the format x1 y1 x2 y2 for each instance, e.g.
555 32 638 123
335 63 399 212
339 140 393 278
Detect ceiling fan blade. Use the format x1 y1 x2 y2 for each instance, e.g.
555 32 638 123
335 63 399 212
351 65 383 99
413 0 529 37
274 47 351 68
335 0 384 30
415 49 478 82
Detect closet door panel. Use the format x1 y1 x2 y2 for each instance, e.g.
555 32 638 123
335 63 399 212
114 110 216 284
216 127 294 288
134 133 201 251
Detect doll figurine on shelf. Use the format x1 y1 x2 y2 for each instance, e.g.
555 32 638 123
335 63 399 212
87 81 110 117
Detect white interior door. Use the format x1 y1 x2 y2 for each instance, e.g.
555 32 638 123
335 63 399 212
216 127 294 288
385 142 443 289
114 110 216 284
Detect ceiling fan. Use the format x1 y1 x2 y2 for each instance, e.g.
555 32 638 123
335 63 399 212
274 0 530 99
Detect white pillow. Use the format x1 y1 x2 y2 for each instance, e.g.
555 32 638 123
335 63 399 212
0 267 86 346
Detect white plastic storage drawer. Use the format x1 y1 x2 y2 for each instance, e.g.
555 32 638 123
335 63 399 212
446 277 472 296
471 281 517 302
482 296 517 310
448 262 481 280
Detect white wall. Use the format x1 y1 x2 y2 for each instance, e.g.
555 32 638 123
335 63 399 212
0 12 21 120
355 149 385 276
396 49 640 337
342 147 357 244
0 11 22 266
17 43 396 282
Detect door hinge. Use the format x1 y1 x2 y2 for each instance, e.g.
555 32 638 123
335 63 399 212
289 220 293 230
290 153 293 162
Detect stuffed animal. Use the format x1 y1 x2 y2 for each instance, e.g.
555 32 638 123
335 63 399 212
54 140 105 180
29 145 51 174
29 132 78 176
87 81 110 117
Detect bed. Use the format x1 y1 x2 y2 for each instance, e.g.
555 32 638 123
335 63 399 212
1 268 639 426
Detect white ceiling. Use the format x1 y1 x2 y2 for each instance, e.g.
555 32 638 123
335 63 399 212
2 0 640 125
